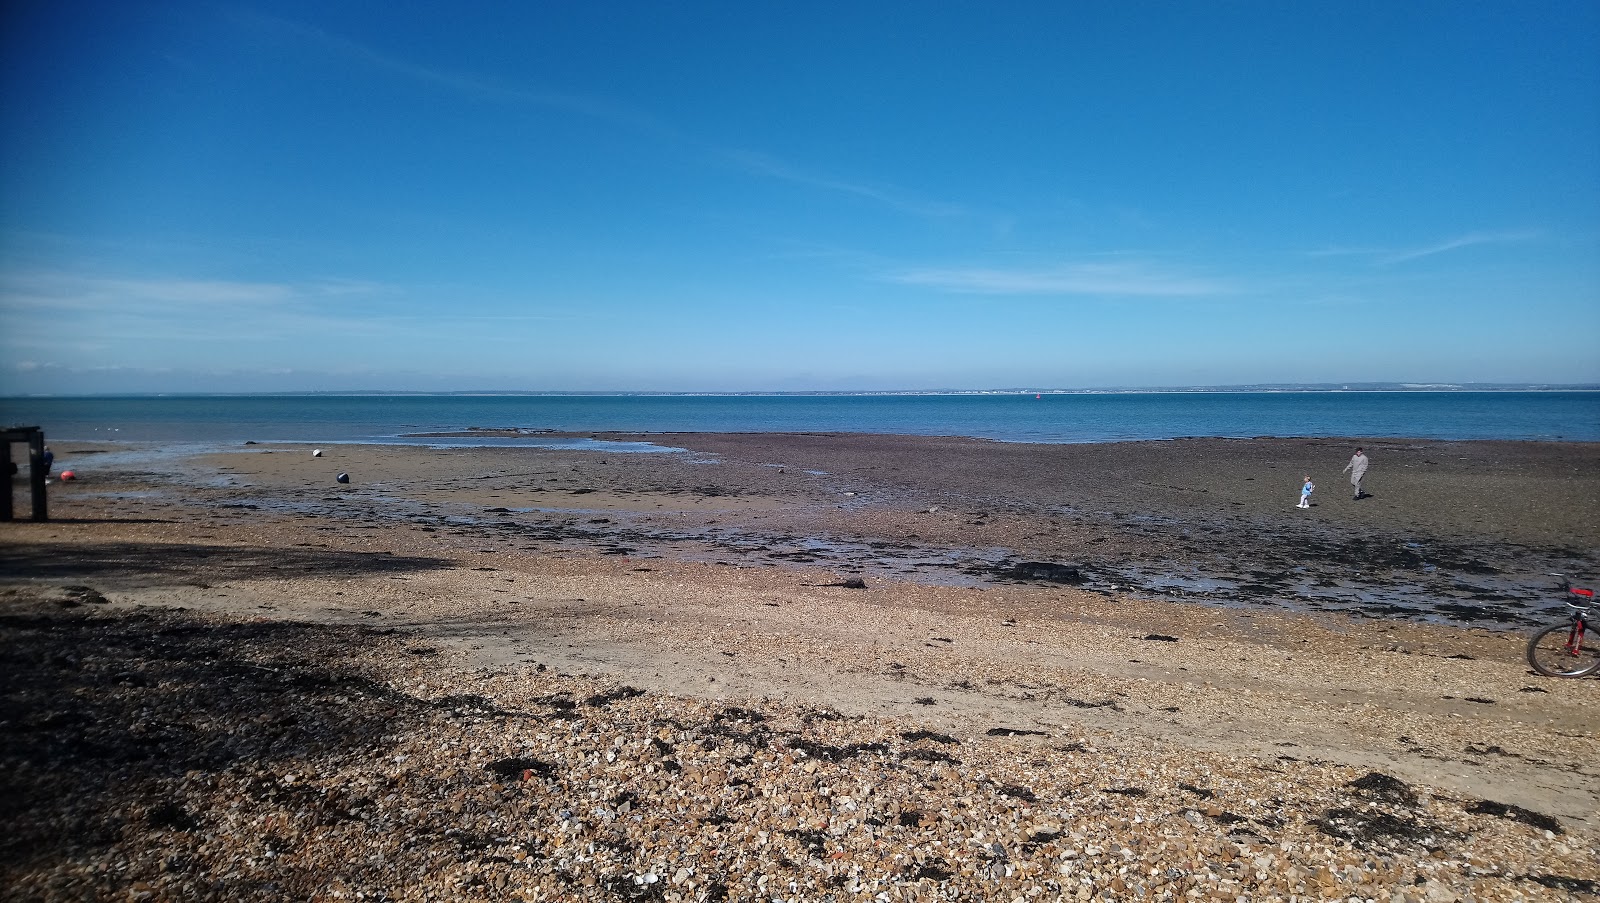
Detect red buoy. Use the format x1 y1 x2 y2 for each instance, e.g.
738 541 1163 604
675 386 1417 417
59 470 76 481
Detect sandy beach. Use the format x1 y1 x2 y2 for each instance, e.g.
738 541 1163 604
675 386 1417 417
3 434 1598 901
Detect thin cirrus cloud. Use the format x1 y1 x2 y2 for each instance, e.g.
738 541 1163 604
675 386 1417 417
0 271 381 315
238 10 663 134
1379 230 1540 265
886 262 1232 297
723 150 969 219
252 13 973 224
1308 230 1541 265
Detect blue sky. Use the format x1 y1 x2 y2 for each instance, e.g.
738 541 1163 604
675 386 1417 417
2 1 1597 393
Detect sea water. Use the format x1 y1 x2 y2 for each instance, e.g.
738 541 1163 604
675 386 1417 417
1 391 1597 445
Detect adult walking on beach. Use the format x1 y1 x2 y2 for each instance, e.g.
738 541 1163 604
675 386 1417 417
1342 447 1369 500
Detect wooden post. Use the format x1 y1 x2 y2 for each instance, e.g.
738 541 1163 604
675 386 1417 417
1 441 12 522
28 433 47 521
0 428 47 522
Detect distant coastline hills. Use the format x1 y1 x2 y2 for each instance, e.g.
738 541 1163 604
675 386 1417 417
9 383 1597 398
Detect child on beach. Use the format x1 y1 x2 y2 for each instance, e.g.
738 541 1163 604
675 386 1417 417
1297 476 1314 509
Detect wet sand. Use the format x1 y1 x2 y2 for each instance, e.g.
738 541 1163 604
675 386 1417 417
185 433 1600 626
2 434 1598 900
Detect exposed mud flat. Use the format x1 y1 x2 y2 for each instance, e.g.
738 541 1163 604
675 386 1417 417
82 433 1600 628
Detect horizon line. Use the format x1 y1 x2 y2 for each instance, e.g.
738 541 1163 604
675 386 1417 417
5 382 1600 400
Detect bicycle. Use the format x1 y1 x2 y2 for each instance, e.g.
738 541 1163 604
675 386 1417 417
1525 576 1599 678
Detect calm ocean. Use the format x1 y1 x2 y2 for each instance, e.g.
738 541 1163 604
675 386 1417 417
2 392 1597 446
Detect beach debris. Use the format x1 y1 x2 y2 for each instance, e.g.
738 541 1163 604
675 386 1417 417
312 449 323 457
59 470 76 481
336 473 350 484
1142 633 1180 642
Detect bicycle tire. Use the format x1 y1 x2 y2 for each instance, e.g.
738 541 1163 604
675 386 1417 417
1526 622 1600 677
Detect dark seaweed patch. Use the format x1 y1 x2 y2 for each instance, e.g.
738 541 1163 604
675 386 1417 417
585 686 645 707
900 730 959 745
1347 772 1418 807
1467 800 1562 834
902 748 960 765
995 784 1037 802
485 757 555 780
908 860 953 881
1315 808 1443 850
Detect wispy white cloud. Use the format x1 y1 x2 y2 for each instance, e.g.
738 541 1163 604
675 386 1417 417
724 150 968 219
0 270 596 356
887 261 1232 297
0 271 380 313
248 13 980 224
238 10 686 153
1380 230 1540 265
1308 230 1541 265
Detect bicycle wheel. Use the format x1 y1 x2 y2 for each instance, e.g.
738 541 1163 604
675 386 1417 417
1526 622 1600 677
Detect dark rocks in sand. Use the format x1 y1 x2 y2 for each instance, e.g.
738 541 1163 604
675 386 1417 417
993 561 1088 584
485 757 555 780
1142 633 1179 642
336 473 350 484
145 801 198 831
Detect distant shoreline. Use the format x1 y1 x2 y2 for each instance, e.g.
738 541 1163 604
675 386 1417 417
5 384 1600 400
9 391 1598 444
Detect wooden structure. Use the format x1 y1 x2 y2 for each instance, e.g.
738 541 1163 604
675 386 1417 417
2 426 48 521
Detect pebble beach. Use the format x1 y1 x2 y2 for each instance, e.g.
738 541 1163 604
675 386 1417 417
2 433 1598 901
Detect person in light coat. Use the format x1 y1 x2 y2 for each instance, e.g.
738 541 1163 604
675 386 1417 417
1342 447 1369 500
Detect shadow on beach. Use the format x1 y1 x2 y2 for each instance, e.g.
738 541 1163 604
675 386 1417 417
0 600 429 890
0 541 453 582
